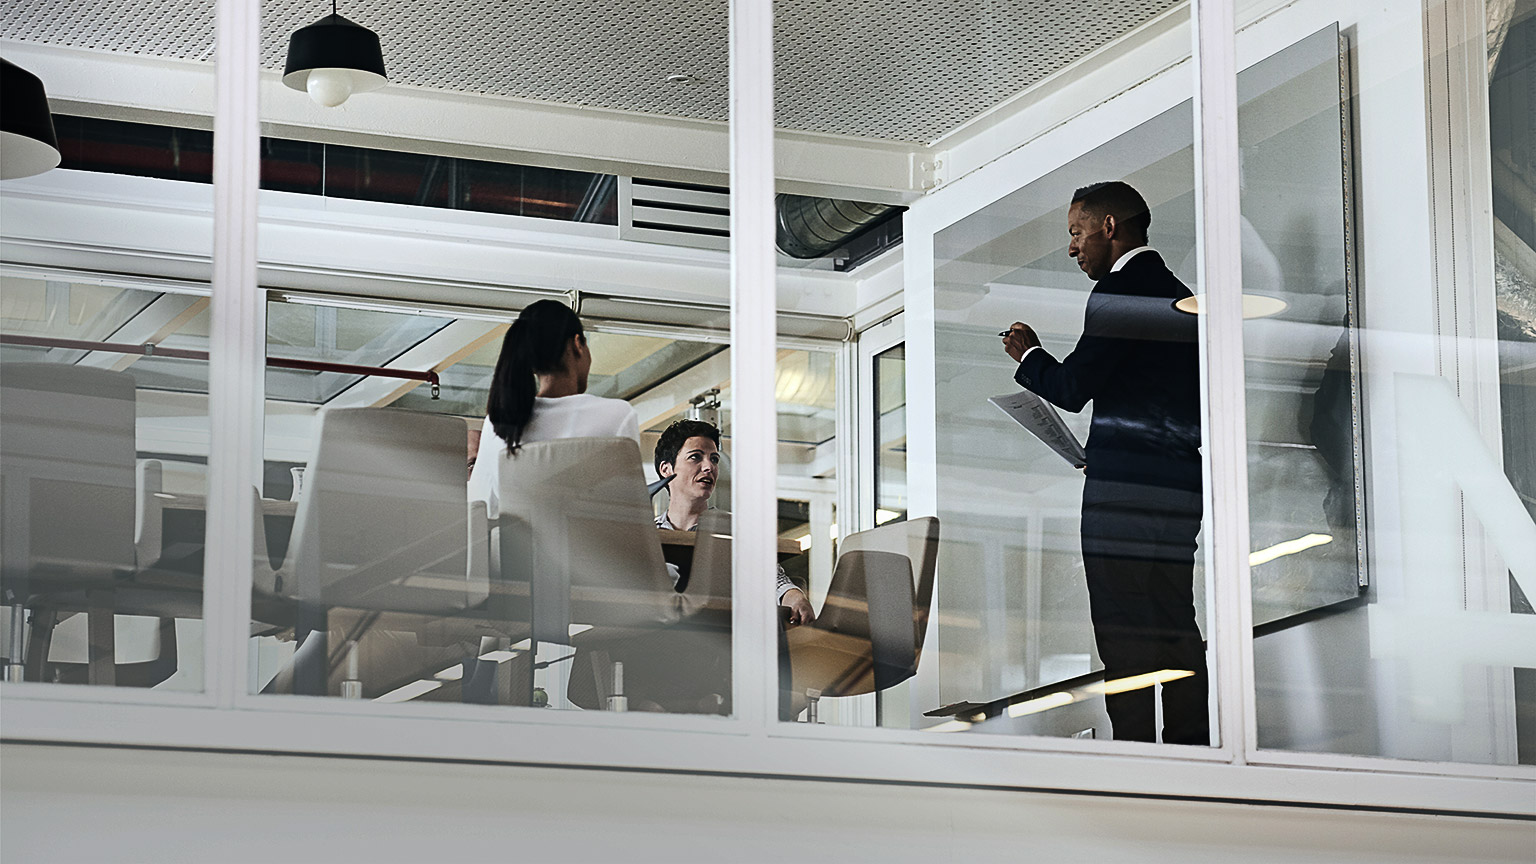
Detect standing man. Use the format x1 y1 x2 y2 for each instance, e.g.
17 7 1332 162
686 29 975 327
1001 181 1208 745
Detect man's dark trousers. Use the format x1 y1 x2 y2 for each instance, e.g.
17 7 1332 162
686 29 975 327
1080 484 1207 745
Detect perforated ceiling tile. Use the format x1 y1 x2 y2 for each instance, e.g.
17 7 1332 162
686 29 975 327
3 0 1179 144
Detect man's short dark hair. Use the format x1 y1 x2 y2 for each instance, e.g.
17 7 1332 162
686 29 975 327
1071 181 1151 238
655 419 722 475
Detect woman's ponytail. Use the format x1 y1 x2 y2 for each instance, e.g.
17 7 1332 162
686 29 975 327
486 300 583 453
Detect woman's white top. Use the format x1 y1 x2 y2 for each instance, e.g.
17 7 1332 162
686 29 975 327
467 393 640 517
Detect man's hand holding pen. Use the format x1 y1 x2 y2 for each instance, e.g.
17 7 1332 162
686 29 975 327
999 322 1041 363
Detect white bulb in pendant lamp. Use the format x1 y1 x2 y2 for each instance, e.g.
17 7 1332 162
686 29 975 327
283 3 387 108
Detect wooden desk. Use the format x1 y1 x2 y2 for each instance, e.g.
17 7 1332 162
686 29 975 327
656 528 802 559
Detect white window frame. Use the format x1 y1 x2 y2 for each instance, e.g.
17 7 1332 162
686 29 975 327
0 0 1531 818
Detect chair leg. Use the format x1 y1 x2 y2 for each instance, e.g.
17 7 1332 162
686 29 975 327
86 591 116 687
292 604 329 696
5 604 25 682
462 636 498 705
805 688 822 724
605 660 628 712
339 640 361 699
23 607 56 682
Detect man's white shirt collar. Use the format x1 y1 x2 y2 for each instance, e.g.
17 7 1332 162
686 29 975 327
1110 245 1154 273
1017 247 1156 365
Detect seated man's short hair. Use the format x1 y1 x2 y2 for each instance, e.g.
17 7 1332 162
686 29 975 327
655 419 722 476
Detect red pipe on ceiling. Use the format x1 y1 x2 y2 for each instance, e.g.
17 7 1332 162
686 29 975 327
0 333 442 397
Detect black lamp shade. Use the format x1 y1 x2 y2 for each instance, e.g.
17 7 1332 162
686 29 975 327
282 13 388 98
1 58 62 180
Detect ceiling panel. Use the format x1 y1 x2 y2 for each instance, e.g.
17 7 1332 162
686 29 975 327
4 0 1179 143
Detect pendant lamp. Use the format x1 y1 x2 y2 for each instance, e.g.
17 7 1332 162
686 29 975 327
282 2 387 108
1 58 62 180
1173 293 1288 319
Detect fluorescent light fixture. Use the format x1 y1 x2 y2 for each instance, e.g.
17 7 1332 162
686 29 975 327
434 664 464 681
275 293 512 323
373 679 442 702
477 650 520 663
875 509 902 525
1249 533 1333 567
796 533 812 551
1089 669 1194 696
926 719 973 733
1006 691 1075 718
509 638 533 651
569 624 593 637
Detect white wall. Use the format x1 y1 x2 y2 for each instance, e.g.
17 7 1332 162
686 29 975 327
3 743 1532 863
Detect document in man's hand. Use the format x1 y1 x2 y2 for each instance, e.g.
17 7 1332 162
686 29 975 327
988 390 1088 469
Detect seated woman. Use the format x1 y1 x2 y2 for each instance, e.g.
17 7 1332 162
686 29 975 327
468 299 637 514
267 300 634 701
653 419 816 626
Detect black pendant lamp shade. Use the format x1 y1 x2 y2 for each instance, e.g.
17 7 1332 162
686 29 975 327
282 13 387 107
1 58 62 180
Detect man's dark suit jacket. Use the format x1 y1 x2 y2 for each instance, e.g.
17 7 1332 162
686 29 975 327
1014 249 1202 503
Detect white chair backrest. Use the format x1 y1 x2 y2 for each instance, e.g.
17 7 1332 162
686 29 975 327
684 509 734 613
835 516 940 650
492 437 683 645
287 407 476 614
818 516 941 672
0 363 137 583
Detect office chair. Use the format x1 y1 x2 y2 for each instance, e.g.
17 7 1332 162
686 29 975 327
256 407 494 698
492 437 690 707
786 516 940 721
568 508 736 714
0 363 139 685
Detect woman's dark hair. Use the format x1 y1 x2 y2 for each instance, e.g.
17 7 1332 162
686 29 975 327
487 299 584 453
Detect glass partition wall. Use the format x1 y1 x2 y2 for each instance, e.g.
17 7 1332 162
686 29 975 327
249 0 755 716
1247 2 1536 767
2 0 1532 809
0 2 216 692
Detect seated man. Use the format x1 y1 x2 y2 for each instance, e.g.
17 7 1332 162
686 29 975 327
653 419 815 626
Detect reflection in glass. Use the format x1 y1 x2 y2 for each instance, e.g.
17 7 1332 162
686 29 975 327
1246 12 1536 766
251 292 841 714
1 279 211 690
874 344 907 524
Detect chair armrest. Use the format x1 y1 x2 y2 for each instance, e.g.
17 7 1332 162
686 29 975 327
466 499 490 607
251 487 284 597
134 460 164 569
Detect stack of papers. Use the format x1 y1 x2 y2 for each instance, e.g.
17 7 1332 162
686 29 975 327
988 390 1087 468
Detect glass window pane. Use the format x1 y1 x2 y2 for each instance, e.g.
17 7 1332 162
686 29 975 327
920 18 1210 745
874 344 907 524
1 5 215 692
1250 7 1536 767
250 0 737 716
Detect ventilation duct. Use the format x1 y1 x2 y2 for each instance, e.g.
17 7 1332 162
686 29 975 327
775 194 902 260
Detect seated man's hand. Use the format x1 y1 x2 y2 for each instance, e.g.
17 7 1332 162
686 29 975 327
781 588 815 627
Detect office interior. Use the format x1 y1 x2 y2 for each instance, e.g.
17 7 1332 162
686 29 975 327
1 0 1532 858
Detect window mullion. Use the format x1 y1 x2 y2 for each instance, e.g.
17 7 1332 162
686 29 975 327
207 0 263 709
1191 0 1257 763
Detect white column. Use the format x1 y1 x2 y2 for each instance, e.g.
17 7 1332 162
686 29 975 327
729 0 778 727
1191 0 1255 758
207 0 263 707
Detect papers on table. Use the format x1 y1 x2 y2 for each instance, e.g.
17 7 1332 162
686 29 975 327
988 390 1087 469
